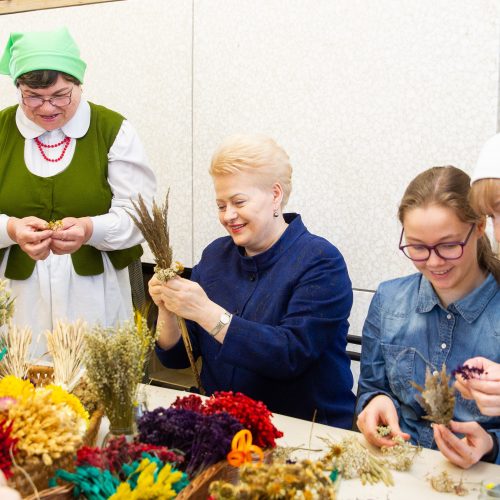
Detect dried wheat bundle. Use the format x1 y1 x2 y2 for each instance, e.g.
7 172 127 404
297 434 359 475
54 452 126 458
45 320 88 391
0 322 32 378
129 191 203 394
411 364 455 426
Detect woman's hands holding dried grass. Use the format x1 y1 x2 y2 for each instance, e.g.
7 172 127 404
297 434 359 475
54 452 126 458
357 395 410 448
433 420 494 469
49 216 93 255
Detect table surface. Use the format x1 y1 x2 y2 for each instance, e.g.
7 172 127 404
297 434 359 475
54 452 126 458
97 384 500 500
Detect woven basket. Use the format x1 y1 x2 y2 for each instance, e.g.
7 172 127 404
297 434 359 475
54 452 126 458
24 484 73 500
8 452 76 498
176 461 239 500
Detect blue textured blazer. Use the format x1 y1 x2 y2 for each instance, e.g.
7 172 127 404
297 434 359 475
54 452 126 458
156 213 355 428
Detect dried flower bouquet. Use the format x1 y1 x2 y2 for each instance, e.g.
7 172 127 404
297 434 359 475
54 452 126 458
84 315 157 435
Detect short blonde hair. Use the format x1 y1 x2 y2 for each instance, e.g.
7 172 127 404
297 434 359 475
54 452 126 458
470 178 500 216
209 134 293 207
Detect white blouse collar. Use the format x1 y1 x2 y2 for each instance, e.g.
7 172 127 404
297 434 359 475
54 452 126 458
15 98 91 139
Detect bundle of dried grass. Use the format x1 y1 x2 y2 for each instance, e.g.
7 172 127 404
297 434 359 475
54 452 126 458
0 279 14 327
84 316 157 433
45 320 87 391
411 364 455 426
0 323 32 378
129 192 203 394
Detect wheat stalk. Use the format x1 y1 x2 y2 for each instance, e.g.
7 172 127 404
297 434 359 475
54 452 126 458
129 191 204 394
45 320 88 391
0 322 32 378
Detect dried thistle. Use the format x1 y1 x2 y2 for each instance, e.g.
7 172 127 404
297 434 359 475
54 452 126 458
45 319 87 391
0 279 14 328
428 471 468 496
321 435 394 486
411 365 455 426
0 322 32 378
129 191 203 394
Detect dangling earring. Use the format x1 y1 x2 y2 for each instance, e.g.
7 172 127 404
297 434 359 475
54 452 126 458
273 209 279 218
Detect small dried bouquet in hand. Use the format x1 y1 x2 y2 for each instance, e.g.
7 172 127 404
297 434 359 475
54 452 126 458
83 314 157 434
411 365 455 426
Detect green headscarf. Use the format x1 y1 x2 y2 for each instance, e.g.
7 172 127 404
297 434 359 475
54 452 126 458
0 27 86 83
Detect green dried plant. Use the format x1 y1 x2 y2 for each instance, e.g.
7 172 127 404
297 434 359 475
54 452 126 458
411 364 455 426
83 316 157 433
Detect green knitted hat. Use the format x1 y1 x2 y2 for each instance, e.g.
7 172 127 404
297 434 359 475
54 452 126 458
0 27 86 83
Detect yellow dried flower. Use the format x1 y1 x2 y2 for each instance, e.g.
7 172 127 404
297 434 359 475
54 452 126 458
7 388 84 465
0 375 34 399
46 384 89 426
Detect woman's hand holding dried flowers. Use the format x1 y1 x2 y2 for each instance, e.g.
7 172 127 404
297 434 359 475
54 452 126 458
357 395 410 448
156 276 223 330
454 357 500 417
49 217 93 255
433 420 494 469
7 216 52 260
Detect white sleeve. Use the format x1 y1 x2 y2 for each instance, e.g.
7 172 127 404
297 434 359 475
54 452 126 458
87 120 157 251
0 214 15 248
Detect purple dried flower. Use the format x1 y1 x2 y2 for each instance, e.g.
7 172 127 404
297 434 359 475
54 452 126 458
137 407 243 477
452 364 484 380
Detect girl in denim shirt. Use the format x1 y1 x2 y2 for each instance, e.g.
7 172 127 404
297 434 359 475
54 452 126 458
356 166 500 468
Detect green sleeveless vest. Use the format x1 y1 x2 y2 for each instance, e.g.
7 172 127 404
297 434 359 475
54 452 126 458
0 103 142 280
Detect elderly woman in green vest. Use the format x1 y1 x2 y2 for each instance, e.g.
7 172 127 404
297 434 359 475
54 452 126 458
0 27 156 358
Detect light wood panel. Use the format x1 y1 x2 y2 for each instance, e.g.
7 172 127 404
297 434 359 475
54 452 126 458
0 0 122 15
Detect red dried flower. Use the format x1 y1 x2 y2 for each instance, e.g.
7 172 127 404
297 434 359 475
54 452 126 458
0 417 17 479
202 391 283 448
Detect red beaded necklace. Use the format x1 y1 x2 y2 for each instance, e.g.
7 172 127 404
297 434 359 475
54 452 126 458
34 136 71 163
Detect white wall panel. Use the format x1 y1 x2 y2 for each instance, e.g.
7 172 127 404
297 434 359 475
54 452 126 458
192 0 500 290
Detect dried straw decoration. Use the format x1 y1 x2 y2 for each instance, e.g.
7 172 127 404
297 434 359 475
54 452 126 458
411 365 455 426
45 320 87 391
129 191 203 394
0 322 32 378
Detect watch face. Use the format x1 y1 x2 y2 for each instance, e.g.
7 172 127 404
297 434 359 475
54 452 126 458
221 313 230 325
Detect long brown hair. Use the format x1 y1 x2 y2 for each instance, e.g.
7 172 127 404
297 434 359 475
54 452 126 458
398 166 500 283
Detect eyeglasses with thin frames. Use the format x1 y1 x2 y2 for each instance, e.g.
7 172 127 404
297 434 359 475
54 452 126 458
399 223 476 262
21 88 73 109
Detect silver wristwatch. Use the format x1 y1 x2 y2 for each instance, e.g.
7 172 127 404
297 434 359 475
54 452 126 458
209 311 232 337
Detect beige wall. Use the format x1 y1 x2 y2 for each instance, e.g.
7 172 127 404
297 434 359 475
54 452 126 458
0 0 499 308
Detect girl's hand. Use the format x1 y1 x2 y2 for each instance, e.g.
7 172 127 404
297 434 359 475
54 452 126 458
455 357 500 416
434 420 494 469
356 394 410 447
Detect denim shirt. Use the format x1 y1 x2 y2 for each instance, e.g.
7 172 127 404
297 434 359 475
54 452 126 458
356 272 500 464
